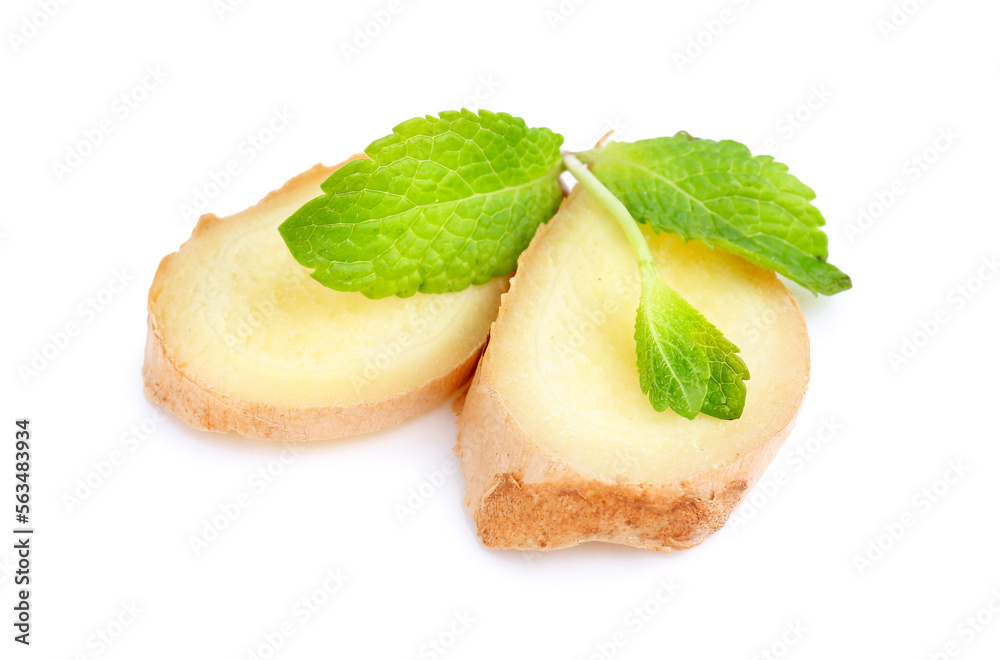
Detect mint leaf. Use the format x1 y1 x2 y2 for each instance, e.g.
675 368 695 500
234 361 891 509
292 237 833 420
634 279 709 419
579 134 851 295
635 275 749 420
695 314 750 420
279 109 564 298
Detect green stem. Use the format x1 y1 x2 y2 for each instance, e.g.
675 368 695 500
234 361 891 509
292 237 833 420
562 153 660 285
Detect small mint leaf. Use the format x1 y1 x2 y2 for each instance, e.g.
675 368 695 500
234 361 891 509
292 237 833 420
694 317 750 420
635 277 749 420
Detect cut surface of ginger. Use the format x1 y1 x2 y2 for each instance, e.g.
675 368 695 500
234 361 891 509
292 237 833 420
484 187 809 484
146 159 506 435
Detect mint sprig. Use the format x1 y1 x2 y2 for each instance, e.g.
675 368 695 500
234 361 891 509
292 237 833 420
563 154 749 419
279 109 564 298
279 110 850 420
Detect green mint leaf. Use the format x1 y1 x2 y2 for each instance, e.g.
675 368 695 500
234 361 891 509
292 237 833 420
279 109 565 298
634 279 709 419
695 315 750 420
579 134 852 295
635 275 749 420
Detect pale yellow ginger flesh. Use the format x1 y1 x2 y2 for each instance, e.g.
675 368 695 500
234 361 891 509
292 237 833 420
488 188 809 481
144 158 507 440
456 186 809 551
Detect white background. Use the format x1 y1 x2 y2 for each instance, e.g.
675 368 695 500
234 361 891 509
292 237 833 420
2 0 999 658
